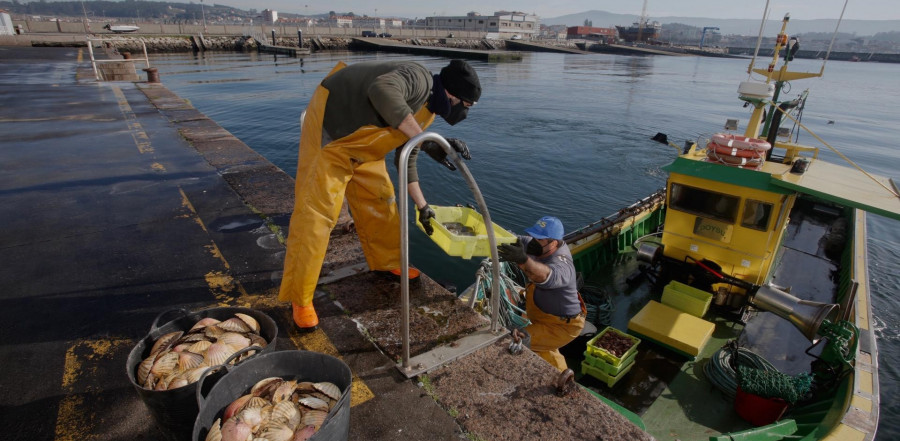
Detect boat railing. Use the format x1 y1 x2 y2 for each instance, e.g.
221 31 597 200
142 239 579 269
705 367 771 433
85 36 151 81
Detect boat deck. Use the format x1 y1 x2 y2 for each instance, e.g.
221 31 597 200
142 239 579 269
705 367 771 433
568 196 848 440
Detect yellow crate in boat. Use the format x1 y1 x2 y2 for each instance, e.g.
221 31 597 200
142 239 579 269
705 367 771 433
417 205 517 259
583 349 638 376
662 281 713 317
585 326 641 367
581 358 635 388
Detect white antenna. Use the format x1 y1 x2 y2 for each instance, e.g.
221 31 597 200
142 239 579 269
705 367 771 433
748 0 772 77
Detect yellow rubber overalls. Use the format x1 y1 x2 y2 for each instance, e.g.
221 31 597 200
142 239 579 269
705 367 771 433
524 283 586 371
279 62 436 307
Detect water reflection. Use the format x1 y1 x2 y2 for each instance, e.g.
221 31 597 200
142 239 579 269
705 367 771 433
562 55 654 79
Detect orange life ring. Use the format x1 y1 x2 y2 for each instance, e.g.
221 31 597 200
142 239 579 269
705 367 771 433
706 150 764 168
709 133 771 153
708 142 768 159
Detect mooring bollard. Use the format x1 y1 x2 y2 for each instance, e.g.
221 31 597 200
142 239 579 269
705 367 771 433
298 30 303 48
122 52 132 60
143 67 160 83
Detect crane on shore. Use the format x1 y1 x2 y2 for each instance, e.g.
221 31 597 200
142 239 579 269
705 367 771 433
699 26 719 49
636 0 649 42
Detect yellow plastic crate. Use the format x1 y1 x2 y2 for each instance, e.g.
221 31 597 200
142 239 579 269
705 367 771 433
662 281 713 317
417 205 516 259
581 358 635 388
585 326 641 367
583 349 637 376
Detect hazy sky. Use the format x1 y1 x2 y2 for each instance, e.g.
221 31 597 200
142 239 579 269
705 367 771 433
208 0 898 21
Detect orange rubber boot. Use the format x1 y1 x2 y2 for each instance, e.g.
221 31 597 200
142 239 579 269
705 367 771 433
389 267 421 279
292 302 319 330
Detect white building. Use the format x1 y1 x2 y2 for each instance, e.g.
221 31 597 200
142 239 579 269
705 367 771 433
426 11 539 38
262 9 278 24
325 16 354 28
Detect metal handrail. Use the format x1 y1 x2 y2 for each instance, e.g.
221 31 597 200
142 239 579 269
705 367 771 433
86 36 151 81
397 132 504 372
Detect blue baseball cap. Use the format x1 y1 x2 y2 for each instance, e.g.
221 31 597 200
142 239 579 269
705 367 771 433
524 216 564 240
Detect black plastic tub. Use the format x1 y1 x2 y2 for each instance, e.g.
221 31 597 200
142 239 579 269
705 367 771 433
193 350 352 441
126 307 278 441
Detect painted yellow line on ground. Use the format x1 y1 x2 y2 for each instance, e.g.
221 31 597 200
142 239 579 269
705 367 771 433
55 338 133 441
112 85 154 154
286 312 375 407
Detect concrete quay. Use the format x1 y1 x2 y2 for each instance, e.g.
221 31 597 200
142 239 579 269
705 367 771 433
0 46 650 441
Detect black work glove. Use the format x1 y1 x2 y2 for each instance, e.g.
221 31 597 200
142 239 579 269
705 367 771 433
418 205 436 236
421 138 470 171
498 238 528 265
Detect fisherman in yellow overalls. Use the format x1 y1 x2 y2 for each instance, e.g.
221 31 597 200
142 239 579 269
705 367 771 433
499 216 586 371
281 60 482 330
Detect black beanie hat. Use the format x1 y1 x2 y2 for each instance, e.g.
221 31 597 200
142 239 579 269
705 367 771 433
440 59 481 103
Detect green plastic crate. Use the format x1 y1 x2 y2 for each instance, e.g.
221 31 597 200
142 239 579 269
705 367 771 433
585 326 641 367
417 205 516 259
582 348 638 376
662 281 713 317
581 358 635 388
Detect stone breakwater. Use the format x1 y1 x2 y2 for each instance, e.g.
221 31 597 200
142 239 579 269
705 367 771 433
33 35 503 53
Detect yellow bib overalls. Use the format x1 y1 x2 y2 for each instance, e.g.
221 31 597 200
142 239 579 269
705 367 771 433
279 62 436 307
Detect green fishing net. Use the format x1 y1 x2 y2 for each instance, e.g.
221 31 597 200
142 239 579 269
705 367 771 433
738 365 813 404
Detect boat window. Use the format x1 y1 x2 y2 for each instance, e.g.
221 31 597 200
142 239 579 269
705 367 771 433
669 183 739 223
741 200 773 231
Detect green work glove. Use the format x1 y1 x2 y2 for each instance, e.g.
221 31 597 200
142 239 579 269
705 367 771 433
418 205 436 236
421 138 470 171
498 238 528 265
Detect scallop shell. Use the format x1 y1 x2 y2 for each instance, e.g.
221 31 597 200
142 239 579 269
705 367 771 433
313 382 341 401
244 396 269 410
218 317 251 333
180 332 209 343
300 409 328 430
191 317 221 331
237 406 263 432
270 400 302 429
258 422 295 441
234 313 260 333
251 377 283 397
149 331 183 357
178 351 204 371
204 418 222 441
220 332 251 349
150 351 179 377
172 343 193 353
136 354 156 386
221 418 252 441
204 325 226 339
224 394 252 420
272 380 297 403
292 425 317 441
183 367 208 384
167 377 189 390
248 333 268 348
295 381 316 393
189 340 213 354
203 342 236 367
297 396 329 412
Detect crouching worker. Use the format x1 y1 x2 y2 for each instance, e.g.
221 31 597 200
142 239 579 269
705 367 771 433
498 216 586 371
279 59 482 331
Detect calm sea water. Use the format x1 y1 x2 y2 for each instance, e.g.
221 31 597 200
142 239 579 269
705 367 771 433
148 50 900 439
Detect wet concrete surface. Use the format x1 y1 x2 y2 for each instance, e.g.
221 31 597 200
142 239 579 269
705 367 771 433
0 46 649 441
